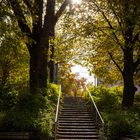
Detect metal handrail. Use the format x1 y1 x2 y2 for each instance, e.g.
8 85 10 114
85 86 104 125
55 85 61 140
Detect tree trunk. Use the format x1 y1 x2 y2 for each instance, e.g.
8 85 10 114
122 73 135 108
8 0 69 93
29 36 49 93
38 39 49 88
49 26 55 83
49 58 55 83
49 40 55 83
29 47 39 93
122 47 136 108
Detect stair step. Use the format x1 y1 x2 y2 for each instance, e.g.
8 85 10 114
57 128 97 132
58 125 97 129
59 118 94 121
63 104 86 106
60 110 90 112
56 97 99 139
59 120 94 123
62 104 86 106
57 131 98 135
61 108 88 111
60 111 92 114
60 114 93 116
62 108 88 110
59 116 93 119
60 114 93 117
58 123 95 126
57 134 98 138
57 138 98 140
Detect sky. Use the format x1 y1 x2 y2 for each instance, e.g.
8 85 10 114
71 65 96 85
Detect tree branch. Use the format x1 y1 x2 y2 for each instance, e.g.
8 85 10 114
108 51 123 75
54 0 69 24
107 0 125 38
93 0 124 51
8 0 31 36
32 0 43 39
43 0 55 33
96 26 124 47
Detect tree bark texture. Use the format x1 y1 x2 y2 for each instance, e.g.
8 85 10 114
122 47 135 107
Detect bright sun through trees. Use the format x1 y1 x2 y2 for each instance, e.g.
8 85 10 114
71 0 81 4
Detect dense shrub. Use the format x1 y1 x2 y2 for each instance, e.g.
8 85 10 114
0 88 19 110
86 86 140 140
46 83 59 103
0 94 54 139
104 110 140 140
0 84 59 139
85 86 122 111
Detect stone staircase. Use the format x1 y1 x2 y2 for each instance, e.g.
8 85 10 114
56 96 99 140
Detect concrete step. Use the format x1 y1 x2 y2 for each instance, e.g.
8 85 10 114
60 113 92 116
60 111 92 114
57 131 98 135
62 107 88 110
57 138 98 140
57 128 97 132
56 134 98 139
56 97 98 139
58 120 94 123
59 116 93 119
61 109 89 111
58 122 95 126
59 118 94 121
58 125 97 129
60 111 91 114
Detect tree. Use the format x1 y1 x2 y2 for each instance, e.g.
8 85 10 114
7 0 70 93
54 0 140 107
79 0 140 107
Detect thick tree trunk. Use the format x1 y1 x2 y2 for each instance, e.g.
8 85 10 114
49 59 55 83
29 47 39 93
49 25 55 83
122 47 136 108
38 40 49 88
29 36 49 93
122 73 135 108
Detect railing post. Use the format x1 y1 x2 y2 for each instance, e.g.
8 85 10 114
55 122 57 140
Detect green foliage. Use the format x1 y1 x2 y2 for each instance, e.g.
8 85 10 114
105 110 140 140
0 88 19 110
46 83 59 103
86 86 140 140
0 93 54 139
0 83 59 139
0 7 29 87
86 86 122 111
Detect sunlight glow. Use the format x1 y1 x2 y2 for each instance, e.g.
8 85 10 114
71 0 81 4
71 65 97 86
